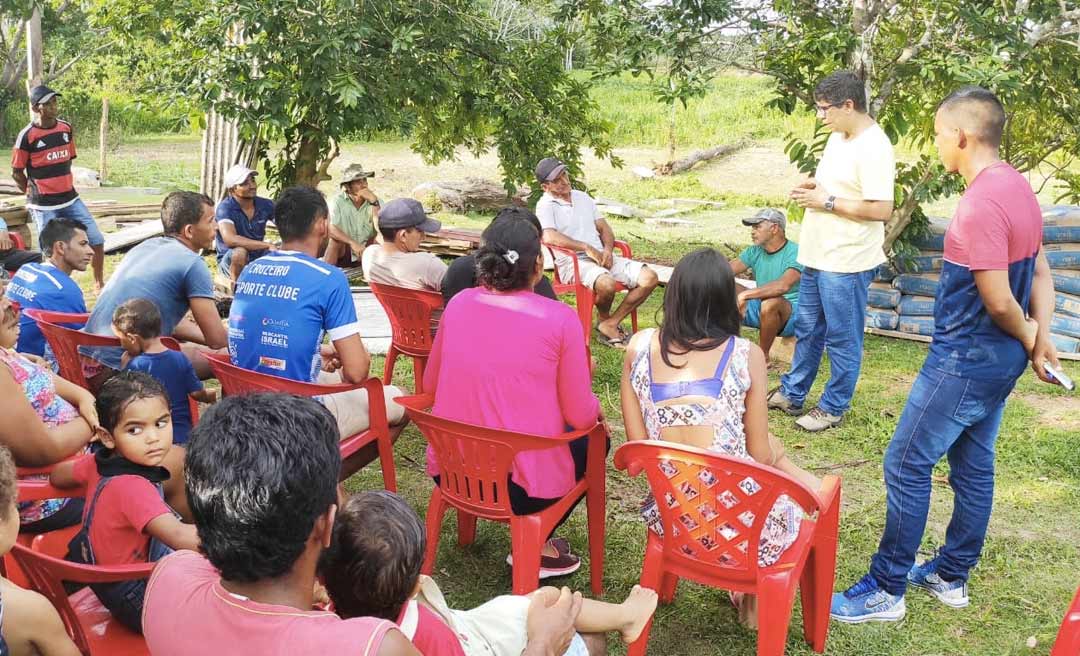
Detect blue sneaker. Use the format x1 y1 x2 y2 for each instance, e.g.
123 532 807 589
830 574 906 624
907 556 969 608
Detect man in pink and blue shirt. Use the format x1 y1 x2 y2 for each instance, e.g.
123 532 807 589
832 87 1062 624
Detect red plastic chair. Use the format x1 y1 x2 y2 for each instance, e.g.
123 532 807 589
546 239 639 344
4 473 87 588
204 352 397 490
395 393 608 596
3 232 29 274
25 308 201 422
368 282 443 394
613 441 841 656
1052 584 1080 656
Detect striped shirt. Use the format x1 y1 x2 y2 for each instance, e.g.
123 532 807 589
11 119 79 210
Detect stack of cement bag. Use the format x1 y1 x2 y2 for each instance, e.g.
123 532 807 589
865 205 1080 354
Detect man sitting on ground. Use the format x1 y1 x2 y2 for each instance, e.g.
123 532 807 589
214 164 275 283
535 157 658 348
5 218 92 366
442 206 558 304
729 208 802 362
228 186 406 475
324 163 380 265
141 393 418 655
361 198 446 291
82 191 228 385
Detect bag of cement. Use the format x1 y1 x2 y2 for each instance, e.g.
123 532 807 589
897 314 934 336
1056 291 1080 318
1043 225 1080 243
893 273 939 297
1052 270 1080 295
1049 332 1080 353
1042 205 1080 222
1044 243 1080 269
865 308 899 330
895 252 943 274
897 295 936 317
868 283 901 309
1050 313 1080 339
874 262 898 283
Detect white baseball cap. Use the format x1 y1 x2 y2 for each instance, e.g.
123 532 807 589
224 164 257 189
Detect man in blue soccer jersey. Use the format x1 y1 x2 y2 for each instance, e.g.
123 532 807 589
227 186 406 472
5 218 92 365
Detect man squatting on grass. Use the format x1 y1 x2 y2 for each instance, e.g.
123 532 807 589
768 70 896 433
830 87 1062 623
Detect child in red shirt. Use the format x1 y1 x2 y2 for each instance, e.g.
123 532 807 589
50 371 199 632
320 491 658 656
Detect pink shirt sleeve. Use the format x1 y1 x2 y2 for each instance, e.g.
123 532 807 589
958 197 1010 271
556 311 600 430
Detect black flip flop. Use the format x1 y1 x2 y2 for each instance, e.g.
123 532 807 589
594 328 628 348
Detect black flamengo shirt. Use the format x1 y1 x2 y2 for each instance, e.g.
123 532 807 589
11 119 79 210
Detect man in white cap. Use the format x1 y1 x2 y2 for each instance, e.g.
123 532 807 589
535 157 658 348
324 162 381 265
214 164 276 284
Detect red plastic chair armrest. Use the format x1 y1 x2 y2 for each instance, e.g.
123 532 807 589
9 232 26 250
16 544 155 584
614 240 632 258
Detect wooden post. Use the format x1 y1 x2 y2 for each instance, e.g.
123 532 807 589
98 98 109 185
25 7 42 119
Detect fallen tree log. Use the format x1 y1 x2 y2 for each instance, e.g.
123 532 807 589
412 177 528 213
654 140 750 176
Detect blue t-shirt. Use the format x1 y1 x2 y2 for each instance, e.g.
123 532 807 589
125 350 203 445
5 262 86 357
83 237 215 370
214 196 274 265
228 250 358 382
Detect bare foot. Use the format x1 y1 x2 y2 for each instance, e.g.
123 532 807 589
595 319 622 342
619 585 659 644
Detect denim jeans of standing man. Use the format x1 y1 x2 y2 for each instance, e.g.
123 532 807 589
779 266 874 416
869 365 1016 595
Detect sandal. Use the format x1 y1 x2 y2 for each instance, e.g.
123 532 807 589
594 328 628 349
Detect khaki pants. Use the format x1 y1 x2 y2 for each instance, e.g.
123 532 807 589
317 371 406 437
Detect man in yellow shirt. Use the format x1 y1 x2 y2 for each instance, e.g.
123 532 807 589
768 71 896 432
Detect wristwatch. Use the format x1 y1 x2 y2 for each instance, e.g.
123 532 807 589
824 195 836 212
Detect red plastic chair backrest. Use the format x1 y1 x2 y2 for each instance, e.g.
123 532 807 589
614 440 822 579
25 309 112 389
204 351 351 397
395 393 597 520
368 282 443 357
1053 584 1080 656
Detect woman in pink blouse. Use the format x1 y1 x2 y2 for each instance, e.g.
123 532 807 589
423 210 600 578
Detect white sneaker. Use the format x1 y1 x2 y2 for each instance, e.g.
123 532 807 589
795 407 843 432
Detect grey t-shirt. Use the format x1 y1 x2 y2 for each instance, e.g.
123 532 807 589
83 236 215 369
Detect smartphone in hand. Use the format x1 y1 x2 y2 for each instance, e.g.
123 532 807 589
1044 363 1075 391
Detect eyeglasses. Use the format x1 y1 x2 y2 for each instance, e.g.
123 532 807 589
815 102 844 116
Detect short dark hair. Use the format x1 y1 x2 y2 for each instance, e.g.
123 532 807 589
938 85 1007 149
493 206 542 236
274 186 328 242
378 225 406 243
659 248 742 368
39 218 85 256
475 214 541 292
112 298 162 339
0 445 15 523
96 370 169 436
186 393 341 582
814 70 867 113
161 191 213 236
320 491 425 621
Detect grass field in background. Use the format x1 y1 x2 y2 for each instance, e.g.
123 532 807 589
66 72 1080 655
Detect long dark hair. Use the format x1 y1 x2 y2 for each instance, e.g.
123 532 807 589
659 248 741 368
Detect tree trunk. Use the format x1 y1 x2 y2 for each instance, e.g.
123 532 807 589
655 140 749 176
667 102 677 163
293 134 331 187
25 8 42 119
849 0 876 116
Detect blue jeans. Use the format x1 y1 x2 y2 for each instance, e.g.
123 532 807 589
869 365 1016 595
780 267 873 415
29 198 104 247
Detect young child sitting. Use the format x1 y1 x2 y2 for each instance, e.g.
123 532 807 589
50 371 199 633
112 298 216 445
320 491 658 656
0 445 82 656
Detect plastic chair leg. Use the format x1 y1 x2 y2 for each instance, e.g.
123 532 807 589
412 356 425 395
586 470 606 596
628 536 664 656
659 573 678 604
756 572 799 656
800 540 837 652
382 345 399 386
421 488 446 575
510 515 544 595
376 433 398 493
457 510 477 547
631 308 639 333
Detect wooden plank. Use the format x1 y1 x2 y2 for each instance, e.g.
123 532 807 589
104 220 163 253
866 327 933 343
352 287 392 355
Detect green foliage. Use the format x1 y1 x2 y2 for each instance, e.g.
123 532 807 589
92 0 617 194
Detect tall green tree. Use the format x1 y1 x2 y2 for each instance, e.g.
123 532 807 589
94 0 616 194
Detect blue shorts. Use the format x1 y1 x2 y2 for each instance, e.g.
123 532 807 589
29 198 104 247
743 297 797 337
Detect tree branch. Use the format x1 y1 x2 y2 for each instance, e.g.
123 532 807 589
1025 0 1080 45
884 165 936 252
44 39 115 82
871 7 937 115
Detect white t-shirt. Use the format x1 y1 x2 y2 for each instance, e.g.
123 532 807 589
535 190 604 252
361 245 447 291
797 123 895 273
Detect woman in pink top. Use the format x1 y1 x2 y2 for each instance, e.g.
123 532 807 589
423 212 601 578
